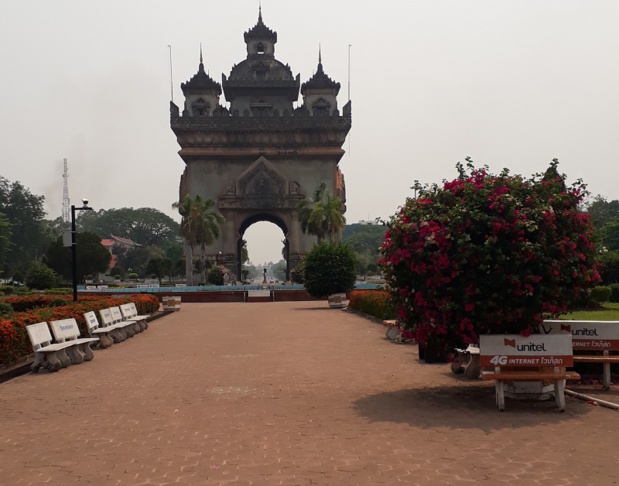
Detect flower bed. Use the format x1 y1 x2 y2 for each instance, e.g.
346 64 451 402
0 294 159 367
348 290 396 321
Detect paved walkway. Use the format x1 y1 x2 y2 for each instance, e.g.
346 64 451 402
1 302 618 486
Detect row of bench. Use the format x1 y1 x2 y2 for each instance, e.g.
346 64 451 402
26 302 150 373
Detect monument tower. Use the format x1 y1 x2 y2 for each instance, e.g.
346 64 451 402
170 9 351 281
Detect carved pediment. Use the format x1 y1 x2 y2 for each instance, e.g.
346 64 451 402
237 156 287 196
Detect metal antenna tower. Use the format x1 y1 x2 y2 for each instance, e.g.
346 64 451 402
62 158 70 223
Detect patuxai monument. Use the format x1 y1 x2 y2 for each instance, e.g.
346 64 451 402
170 8 351 281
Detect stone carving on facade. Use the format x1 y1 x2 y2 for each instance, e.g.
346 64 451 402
237 156 286 197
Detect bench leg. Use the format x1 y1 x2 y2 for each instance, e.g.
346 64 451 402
79 343 95 361
46 352 63 372
131 322 142 334
554 379 566 412
66 345 85 364
496 380 505 411
603 362 611 390
464 354 481 379
56 349 72 369
31 353 44 373
98 333 113 348
110 328 126 343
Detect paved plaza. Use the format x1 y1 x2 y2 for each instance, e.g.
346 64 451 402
1 302 618 485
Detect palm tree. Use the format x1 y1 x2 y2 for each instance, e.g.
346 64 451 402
173 195 225 285
298 183 346 242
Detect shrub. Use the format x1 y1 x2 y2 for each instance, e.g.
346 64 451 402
379 159 600 351
303 241 357 298
589 286 611 303
25 262 58 290
348 290 395 320
610 284 619 303
290 259 305 284
0 286 14 295
207 266 224 286
48 297 69 307
0 302 13 317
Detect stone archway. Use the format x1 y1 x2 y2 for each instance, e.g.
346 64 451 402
237 214 289 282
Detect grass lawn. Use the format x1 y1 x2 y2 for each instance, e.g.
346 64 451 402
561 302 619 321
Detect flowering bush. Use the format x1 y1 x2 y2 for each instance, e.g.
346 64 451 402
379 159 600 352
348 290 395 320
0 294 159 366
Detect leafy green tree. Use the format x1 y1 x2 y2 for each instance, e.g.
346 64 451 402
174 195 225 285
78 207 180 247
343 224 386 276
0 212 12 274
0 178 50 279
602 216 619 252
586 196 619 230
115 246 154 278
599 250 619 284
25 262 58 290
303 241 357 298
146 257 174 285
272 259 287 281
298 183 346 242
46 232 111 282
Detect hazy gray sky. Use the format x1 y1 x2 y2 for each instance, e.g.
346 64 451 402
1 1 618 265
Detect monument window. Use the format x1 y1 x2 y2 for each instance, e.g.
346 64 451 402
256 43 265 54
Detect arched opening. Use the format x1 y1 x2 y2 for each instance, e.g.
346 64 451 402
238 215 289 283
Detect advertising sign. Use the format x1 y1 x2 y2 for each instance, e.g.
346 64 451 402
480 334 573 367
541 320 619 351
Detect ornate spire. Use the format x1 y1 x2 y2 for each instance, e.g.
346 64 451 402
181 47 222 95
301 49 341 95
244 5 277 43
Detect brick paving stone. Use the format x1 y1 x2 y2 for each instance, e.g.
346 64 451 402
1 302 619 485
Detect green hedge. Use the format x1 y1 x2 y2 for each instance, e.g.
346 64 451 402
590 286 612 303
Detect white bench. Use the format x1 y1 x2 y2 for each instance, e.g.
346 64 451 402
84 311 115 348
98 307 136 342
480 334 580 411
49 318 99 364
543 320 619 389
26 322 85 373
110 306 142 335
119 303 149 332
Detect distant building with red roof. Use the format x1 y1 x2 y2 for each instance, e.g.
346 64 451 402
101 235 140 270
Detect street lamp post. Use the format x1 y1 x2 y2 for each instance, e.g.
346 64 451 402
71 199 93 302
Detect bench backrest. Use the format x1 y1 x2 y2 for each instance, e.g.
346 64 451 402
83 311 101 332
98 308 114 327
120 303 135 319
49 318 81 343
110 306 126 323
26 322 54 350
128 302 147 316
480 333 574 368
542 320 619 351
